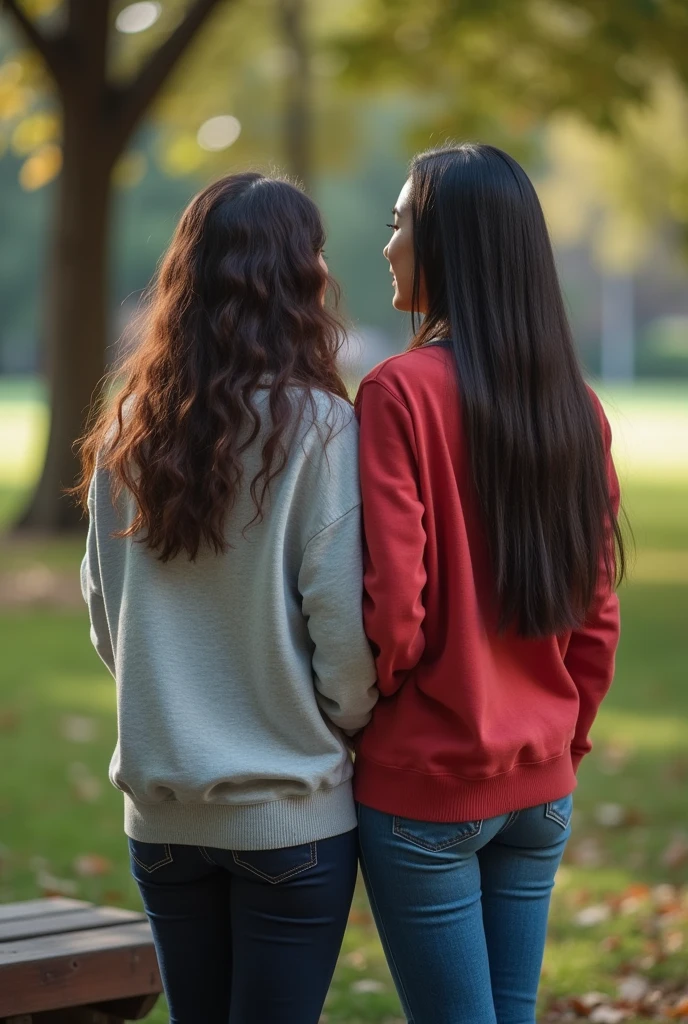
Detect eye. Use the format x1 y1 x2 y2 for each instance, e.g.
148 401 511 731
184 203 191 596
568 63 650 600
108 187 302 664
386 223 398 231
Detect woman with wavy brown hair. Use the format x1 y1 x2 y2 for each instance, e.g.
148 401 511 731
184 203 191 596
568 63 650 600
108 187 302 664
76 172 377 1023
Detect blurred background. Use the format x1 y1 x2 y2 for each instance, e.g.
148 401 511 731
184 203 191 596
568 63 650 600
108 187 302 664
0 2 687 1022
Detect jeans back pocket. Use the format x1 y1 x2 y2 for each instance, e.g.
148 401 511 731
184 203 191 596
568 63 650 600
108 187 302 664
129 839 174 875
392 817 483 852
232 841 317 884
544 794 574 830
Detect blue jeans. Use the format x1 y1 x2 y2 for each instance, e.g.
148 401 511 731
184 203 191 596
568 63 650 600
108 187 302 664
129 829 357 1024
357 796 573 1024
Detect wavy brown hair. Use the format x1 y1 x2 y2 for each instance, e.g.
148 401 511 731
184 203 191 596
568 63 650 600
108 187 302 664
74 172 349 561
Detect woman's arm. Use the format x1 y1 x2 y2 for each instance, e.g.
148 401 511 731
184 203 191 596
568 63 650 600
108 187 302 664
355 379 427 696
564 412 622 769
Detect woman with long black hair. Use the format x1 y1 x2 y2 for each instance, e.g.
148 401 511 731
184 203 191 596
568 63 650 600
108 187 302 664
76 172 377 1023
355 144 624 1024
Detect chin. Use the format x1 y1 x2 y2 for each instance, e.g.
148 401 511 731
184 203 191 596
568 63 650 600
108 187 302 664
392 293 412 312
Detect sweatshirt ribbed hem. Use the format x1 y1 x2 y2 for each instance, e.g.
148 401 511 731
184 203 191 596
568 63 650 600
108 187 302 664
124 780 356 851
353 750 577 822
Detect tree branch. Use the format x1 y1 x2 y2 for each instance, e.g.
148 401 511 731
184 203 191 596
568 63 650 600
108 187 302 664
108 0 229 158
2 0 68 87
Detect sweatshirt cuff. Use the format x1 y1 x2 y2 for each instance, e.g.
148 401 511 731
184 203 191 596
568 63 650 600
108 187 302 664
570 749 586 773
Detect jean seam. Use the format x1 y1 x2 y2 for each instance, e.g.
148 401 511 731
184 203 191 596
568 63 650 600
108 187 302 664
358 836 415 1024
392 817 483 851
231 841 317 885
130 842 173 873
198 845 216 866
545 802 571 829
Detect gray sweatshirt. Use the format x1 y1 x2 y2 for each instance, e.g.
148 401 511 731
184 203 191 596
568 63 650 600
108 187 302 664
81 390 377 850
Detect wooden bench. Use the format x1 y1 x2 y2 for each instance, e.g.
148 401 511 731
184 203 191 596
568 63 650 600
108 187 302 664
0 898 162 1023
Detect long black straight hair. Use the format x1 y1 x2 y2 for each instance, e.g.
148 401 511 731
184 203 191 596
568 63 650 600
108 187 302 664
408 143 625 637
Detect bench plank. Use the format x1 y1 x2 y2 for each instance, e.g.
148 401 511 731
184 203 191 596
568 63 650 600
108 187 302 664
0 901 90 924
0 923 161 1017
0 908 146 944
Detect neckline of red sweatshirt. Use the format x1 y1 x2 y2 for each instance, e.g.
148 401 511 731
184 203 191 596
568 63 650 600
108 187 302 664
353 346 620 823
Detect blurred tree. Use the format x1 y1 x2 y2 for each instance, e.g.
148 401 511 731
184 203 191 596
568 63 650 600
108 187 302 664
1 0 230 530
336 0 688 143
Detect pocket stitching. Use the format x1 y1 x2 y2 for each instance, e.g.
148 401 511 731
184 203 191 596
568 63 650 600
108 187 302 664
130 842 173 873
198 845 216 866
545 801 572 829
231 841 317 885
392 817 483 851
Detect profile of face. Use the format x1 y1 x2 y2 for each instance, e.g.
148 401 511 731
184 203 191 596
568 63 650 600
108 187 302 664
383 178 427 314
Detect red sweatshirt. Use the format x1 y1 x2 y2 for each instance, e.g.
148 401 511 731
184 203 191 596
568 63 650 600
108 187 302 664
353 345 620 822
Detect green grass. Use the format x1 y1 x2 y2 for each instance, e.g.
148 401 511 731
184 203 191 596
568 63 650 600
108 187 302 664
0 381 687 1023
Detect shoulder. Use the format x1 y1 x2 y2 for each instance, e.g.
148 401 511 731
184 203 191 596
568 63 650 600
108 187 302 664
357 346 454 408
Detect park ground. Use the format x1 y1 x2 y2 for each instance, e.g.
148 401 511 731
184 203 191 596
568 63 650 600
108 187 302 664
0 379 687 1023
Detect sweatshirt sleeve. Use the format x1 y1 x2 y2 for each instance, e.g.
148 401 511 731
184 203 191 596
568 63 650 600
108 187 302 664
298 506 378 732
565 412 621 771
80 474 116 678
355 378 428 696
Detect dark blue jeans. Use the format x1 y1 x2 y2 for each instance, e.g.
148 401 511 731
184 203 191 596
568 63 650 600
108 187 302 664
358 796 573 1024
129 829 357 1024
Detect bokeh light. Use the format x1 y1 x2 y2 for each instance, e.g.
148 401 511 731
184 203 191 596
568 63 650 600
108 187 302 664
196 115 242 152
115 2 162 35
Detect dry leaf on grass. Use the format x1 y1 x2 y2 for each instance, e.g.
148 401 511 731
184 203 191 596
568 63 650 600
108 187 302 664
30 856 77 897
350 979 386 994
617 975 649 1003
73 854 112 878
661 835 688 870
59 714 98 743
67 762 102 803
574 904 612 927
0 709 20 732
665 996 688 1018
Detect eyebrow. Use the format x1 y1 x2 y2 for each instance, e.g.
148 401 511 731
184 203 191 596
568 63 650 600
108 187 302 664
392 206 400 217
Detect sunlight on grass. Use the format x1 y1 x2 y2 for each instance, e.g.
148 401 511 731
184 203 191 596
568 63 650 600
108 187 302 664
36 673 117 712
592 710 688 751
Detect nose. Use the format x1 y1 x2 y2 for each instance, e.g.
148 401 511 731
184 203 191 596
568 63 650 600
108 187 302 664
383 243 390 261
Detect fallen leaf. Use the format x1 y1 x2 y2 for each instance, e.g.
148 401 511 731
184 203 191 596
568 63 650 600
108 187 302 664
73 854 112 878
661 835 688 870
617 975 649 1003
598 742 632 775
68 762 102 803
102 890 125 904
344 950 367 969
589 1007 627 1024
30 857 78 897
574 904 612 927
663 931 684 955
0 709 20 733
600 935 622 953
348 907 373 926
653 884 678 908
571 992 610 1013
569 837 605 868
666 996 688 1018
60 714 98 743
350 979 386 994
594 804 626 828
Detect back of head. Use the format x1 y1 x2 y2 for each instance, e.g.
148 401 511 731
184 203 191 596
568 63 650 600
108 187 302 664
409 143 625 636
76 172 348 561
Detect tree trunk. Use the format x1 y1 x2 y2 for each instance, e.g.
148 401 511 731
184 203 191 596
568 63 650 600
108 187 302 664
278 0 312 189
17 111 112 531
